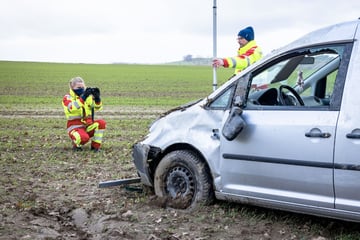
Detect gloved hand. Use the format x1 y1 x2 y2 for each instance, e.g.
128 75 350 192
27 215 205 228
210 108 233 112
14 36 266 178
81 87 93 101
92 87 101 102
212 58 224 68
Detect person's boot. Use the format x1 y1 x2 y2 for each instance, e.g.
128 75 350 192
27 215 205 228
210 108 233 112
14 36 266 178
73 146 83 151
91 146 100 152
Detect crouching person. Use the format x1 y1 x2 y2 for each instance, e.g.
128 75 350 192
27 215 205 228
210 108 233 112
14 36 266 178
62 77 106 152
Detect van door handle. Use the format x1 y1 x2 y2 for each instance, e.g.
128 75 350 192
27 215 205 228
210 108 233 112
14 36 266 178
346 128 360 139
346 133 360 139
305 131 331 138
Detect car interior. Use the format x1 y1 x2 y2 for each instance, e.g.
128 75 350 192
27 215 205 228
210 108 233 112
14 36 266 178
246 48 341 108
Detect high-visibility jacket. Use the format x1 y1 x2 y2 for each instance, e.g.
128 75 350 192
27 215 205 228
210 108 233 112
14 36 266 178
223 40 262 74
62 89 103 132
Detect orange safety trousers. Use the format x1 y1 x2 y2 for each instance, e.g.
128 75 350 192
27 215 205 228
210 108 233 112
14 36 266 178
67 118 106 150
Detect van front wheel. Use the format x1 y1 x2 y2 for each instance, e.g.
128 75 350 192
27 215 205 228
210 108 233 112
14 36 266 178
154 150 213 210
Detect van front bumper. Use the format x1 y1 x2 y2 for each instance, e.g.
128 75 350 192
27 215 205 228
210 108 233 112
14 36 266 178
132 143 159 187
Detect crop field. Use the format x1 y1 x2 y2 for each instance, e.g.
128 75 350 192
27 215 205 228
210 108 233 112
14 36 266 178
0 61 359 239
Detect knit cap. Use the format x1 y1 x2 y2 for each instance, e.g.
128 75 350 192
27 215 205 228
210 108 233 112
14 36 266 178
238 26 254 41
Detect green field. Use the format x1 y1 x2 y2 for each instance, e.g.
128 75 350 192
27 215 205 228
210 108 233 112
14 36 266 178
0 61 233 108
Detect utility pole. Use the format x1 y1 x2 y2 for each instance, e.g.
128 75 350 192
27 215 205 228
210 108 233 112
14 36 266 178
212 0 217 91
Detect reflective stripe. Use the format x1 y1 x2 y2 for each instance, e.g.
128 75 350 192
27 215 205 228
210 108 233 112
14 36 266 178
86 122 99 132
92 129 104 143
230 58 237 68
95 129 104 134
245 56 251 67
71 130 82 147
92 136 103 142
68 116 82 120
67 101 81 112
73 101 81 109
67 125 85 132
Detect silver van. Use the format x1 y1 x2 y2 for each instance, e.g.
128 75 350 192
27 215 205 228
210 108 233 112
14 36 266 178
133 19 360 222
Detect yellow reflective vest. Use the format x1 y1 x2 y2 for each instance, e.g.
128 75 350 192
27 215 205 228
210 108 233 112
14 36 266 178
223 40 262 74
62 89 103 130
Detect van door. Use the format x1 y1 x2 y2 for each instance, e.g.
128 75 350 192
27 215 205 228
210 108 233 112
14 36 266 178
219 44 350 209
220 110 337 208
333 43 360 213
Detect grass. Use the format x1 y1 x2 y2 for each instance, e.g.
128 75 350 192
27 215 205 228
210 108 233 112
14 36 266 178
0 61 233 108
0 61 359 239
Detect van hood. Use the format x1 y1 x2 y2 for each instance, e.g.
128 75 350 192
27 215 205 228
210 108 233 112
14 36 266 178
158 98 205 118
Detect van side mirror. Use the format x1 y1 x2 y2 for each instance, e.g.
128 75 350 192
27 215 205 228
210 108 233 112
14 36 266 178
222 104 246 141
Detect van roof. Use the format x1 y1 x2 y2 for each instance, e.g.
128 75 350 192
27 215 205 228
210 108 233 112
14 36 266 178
277 19 359 55
253 19 359 70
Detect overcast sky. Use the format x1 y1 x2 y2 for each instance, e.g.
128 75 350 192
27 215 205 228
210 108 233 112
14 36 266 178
1 0 359 64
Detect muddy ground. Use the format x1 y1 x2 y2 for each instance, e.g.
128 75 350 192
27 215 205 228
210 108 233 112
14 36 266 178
1 109 360 240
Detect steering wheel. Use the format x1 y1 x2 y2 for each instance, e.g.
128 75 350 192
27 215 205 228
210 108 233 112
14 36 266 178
278 85 304 106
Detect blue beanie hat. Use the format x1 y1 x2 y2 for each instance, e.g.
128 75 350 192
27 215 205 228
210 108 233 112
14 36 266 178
238 26 254 41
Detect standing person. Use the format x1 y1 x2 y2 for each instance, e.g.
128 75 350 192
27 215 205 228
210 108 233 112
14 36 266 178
213 26 263 74
62 77 106 152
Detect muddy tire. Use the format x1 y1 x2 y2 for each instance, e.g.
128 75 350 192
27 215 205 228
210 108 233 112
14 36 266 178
154 150 213 210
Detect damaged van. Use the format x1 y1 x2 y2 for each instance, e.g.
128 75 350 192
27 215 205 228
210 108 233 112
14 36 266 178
132 19 360 222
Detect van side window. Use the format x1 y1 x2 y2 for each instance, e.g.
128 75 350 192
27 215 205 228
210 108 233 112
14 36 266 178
246 45 346 109
209 85 235 109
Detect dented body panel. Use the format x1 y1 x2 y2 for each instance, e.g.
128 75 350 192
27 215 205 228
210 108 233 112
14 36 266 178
133 100 225 186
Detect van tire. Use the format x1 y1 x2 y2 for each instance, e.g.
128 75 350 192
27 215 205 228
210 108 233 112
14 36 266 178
154 150 213 210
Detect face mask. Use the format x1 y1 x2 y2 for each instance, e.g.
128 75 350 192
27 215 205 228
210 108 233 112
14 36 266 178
73 88 84 96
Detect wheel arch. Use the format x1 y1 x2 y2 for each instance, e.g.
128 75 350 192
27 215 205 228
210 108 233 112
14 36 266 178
149 143 214 189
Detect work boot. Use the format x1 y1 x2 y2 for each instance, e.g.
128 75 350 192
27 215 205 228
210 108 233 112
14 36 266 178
91 146 101 153
73 146 83 151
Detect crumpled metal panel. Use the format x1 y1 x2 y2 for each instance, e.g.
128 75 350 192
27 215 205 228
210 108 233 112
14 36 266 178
141 102 225 179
